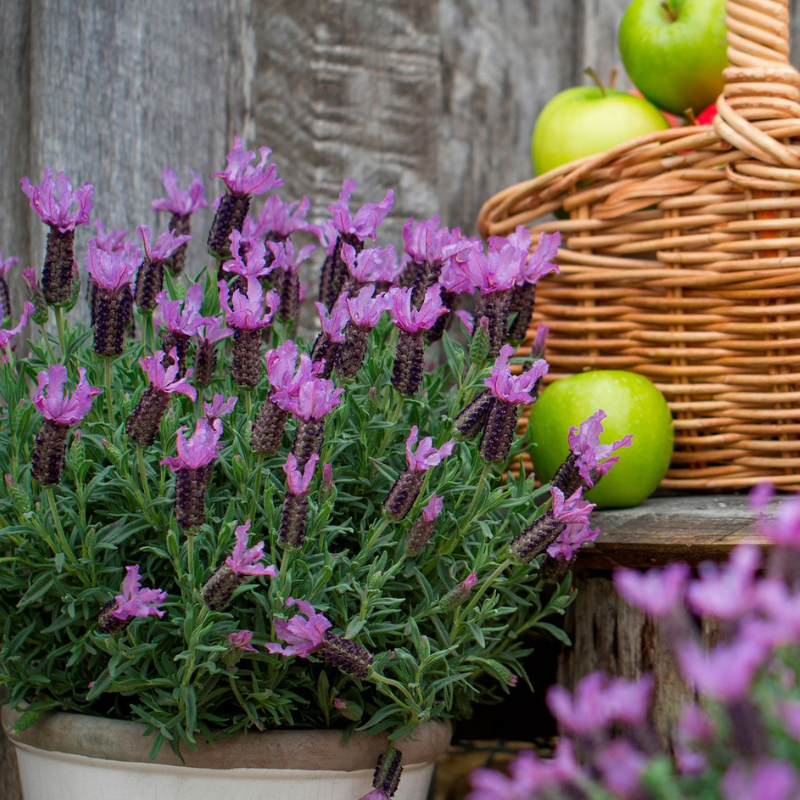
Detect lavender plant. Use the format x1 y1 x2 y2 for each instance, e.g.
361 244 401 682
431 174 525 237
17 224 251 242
468 487 800 800
0 143 625 797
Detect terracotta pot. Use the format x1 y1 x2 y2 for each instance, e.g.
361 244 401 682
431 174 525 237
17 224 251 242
2 707 451 800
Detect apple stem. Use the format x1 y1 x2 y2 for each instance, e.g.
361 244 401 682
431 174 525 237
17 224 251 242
661 0 677 22
583 67 606 97
609 67 618 90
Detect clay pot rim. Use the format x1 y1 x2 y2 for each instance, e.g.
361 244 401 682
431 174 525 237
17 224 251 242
1 707 452 771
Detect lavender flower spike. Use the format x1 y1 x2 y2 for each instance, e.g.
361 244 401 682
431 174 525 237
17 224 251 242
86 242 138 357
32 364 102 485
0 250 18 319
280 453 320 548
510 486 595 563
208 137 283 256
269 239 317 321
285 376 344 468
201 520 277 609
219 277 280 387
266 597 376 678
97 565 167 634
385 427 455 519
388 285 449 395
328 179 394 244
311 299 350 378
193 317 232 388
157 283 206 375
126 349 197 447
21 169 94 306
336 285 390 380
360 748 404 800
152 168 207 274
406 494 444 555
552 410 633 497
134 225 191 311
161 418 223 531
480 344 549 462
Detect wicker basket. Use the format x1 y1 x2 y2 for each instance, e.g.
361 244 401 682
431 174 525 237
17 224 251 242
478 0 800 491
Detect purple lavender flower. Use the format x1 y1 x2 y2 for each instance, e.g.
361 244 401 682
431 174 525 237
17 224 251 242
687 545 760 620
208 138 283 256
228 630 258 653
721 759 800 800
678 638 767 702
268 239 317 321
34 365 101 425
20 169 93 234
311 299 351 378
243 195 312 241
126 349 197 447
478 344 549 462
252 343 318 454
156 283 207 375
387 285 449 395
91 220 129 254
204 394 237 422
266 597 331 658
360 749 404 800
152 168 207 217
406 494 444 555
152 168 207 275
614 563 689 619
280 453 320 548
547 523 600 562
594 739 647 800
552 410 634 497
266 597 375 677
193 317 232 388
97 565 167 633
285 376 344 469
510 486 595 563
318 180 394 306
385 428 455 520
441 572 478 608
334 285 390 379
161 418 223 531
223 231 273 282
201 520 276 609
22 170 94 306
0 302 33 359
0 250 18 320
505 229 560 342
328 179 393 243
86 242 139 357
31 365 101 486
219 278 279 387
467 741 578 800
547 672 652 736
213 138 282 197
134 225 191 311
341 242 401 289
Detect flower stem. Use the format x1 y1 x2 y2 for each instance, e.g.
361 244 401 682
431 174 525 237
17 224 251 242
43 486 78 568
104 357 114 428
54 306 67 359
186 532 196 591
452 557 512 632
40 324 55 363
136 445 151 506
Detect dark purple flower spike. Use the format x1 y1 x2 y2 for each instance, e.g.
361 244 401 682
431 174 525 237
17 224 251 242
21 169 94 306
152 168 207 275
279 453 319 548
31 366 101 485
207 138 282 257
134 225 191 312
97 565 167 633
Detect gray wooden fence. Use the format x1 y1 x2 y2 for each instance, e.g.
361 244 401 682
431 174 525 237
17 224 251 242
3 0 800 795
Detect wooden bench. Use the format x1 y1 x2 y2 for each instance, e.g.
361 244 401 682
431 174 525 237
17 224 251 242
559 493 765 744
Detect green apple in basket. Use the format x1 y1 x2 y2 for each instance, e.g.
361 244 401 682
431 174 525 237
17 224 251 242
531 69 670 176
528 370 674 509
619 0 728 116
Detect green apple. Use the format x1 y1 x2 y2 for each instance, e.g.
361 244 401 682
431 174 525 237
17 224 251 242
527 370 674 509
619 0 727 116
532 83 670 176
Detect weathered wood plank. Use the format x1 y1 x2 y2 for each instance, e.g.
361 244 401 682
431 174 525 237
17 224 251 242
580 493 766 568
437 0 579 234
26 0 246 318
0 2 32 325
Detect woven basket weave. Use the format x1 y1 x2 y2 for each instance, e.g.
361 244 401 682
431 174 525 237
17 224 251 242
478 0 800 491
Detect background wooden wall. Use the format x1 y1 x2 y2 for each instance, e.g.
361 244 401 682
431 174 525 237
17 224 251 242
3 0 800 795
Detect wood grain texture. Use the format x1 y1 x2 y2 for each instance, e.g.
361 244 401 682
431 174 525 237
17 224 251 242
24 0 246 319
